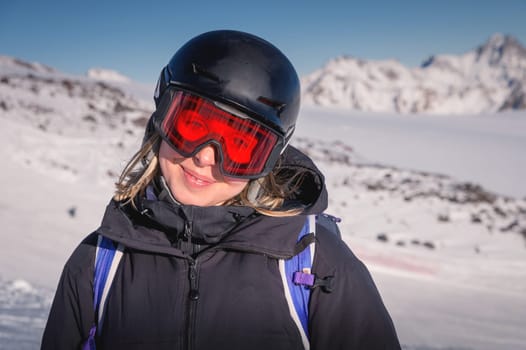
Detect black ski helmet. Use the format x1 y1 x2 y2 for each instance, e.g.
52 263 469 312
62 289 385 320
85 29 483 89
150 30 301 145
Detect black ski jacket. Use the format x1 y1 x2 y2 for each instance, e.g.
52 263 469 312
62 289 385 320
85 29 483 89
41 146 401 350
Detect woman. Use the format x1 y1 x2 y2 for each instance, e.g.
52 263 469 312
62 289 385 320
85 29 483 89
41 30 401 350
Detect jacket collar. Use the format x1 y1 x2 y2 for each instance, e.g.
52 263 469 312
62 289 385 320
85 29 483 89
98 199 306 259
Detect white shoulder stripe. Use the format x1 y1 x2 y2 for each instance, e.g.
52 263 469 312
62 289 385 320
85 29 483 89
278 259 310 350
308 215 316 266
95 237 124 329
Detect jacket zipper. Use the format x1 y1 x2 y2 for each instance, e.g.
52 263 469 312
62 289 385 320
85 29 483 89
181 223 309 349
186 256 200 349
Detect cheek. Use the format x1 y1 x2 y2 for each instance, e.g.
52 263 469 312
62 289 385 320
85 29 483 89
223 175 249 187
228 180 249 194
159 155 174 179
230 181 250 200
158 143 182 174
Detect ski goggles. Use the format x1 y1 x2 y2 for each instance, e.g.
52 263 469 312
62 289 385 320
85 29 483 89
156 89 284 178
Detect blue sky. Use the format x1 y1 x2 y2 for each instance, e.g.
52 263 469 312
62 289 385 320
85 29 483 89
1 0 525 84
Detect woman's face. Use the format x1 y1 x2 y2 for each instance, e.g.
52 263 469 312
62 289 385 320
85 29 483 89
158 141 249 206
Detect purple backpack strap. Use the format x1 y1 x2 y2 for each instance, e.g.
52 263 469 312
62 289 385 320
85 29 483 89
279 213 341 350
82 236 124 350
279 215 316 350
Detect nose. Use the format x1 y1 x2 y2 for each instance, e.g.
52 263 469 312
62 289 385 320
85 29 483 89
193 144 218 167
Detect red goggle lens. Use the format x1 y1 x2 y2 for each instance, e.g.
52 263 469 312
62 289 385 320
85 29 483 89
159 91 280 177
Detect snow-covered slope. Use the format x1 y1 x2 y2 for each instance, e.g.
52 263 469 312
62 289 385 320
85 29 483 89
1 56 526 349
301 33 526 115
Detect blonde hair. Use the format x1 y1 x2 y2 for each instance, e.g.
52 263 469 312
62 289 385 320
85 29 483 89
114 135 160 204
114 135 304 217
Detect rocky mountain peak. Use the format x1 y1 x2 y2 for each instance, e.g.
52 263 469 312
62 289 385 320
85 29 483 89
301 33 526 114
475 33 526 66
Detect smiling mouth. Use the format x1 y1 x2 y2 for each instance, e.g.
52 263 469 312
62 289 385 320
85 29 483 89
182 167 215 186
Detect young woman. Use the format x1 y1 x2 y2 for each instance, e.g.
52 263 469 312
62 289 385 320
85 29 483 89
41 30 401 350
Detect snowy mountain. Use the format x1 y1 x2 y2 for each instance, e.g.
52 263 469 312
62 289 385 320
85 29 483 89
301 33 526 114
1 55 526 349
87 67 132 83
0 55 153 137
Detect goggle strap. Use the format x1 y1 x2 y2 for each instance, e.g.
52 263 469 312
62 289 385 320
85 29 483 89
280 125 295 155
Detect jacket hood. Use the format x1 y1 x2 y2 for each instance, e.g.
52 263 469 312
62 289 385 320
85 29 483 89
97 145 327 258
277 145 328 214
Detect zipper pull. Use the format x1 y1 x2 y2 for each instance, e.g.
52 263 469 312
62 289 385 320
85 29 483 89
184 220 193 240
188 260 199 301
